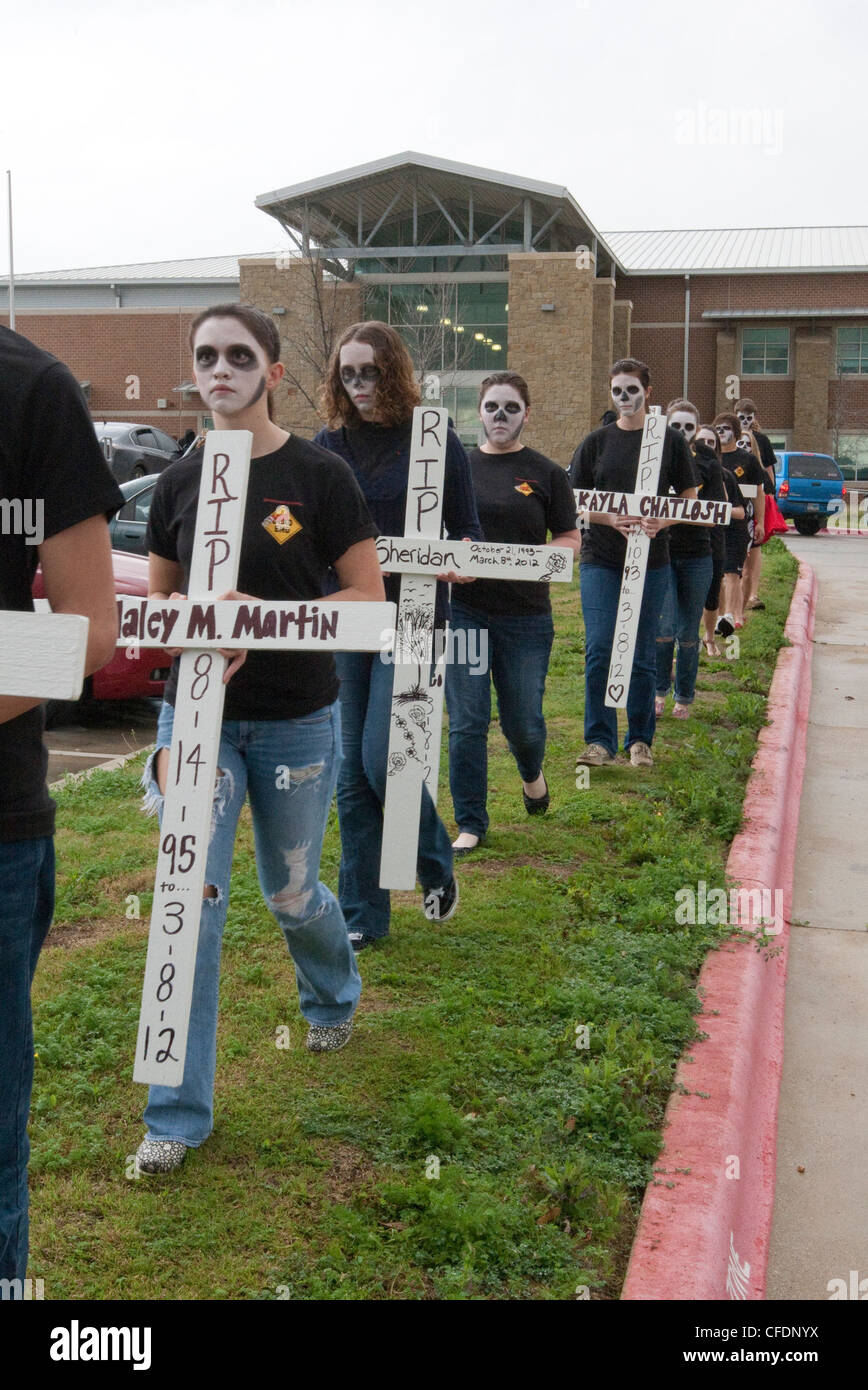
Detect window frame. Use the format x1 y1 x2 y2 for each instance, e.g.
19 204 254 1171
740 324 790 378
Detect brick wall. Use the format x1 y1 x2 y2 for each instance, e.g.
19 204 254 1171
0 310 201 435
613 299 632 361
794 333 832 452
239 257 363 436
507 252 593 465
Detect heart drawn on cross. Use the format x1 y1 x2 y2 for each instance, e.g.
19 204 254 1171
607 683 625 703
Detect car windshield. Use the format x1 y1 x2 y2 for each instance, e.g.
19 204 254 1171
787 454 841 480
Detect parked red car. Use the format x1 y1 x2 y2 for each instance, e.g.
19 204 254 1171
32 549 169 721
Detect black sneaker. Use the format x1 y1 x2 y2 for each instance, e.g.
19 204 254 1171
422 876 459 922
348 931 379 951
522 776 549 815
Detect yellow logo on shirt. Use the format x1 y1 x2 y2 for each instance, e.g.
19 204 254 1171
514 480 534 496
262 504 302 544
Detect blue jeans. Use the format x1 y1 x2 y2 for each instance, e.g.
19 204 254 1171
446 602 554 839
656 554 714 705
334 651 453 941
142 700 361 1147
0 837 54 1281
580 562 670 754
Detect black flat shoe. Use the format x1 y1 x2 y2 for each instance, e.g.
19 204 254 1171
523 778 550 815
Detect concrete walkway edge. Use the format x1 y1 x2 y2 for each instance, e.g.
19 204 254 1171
621 561 817 1300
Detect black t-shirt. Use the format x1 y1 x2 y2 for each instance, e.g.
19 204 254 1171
753 428 778 490
724 448 767 518
721 466 747 533
459 446 577 616
146 435 378 720
668 448 728 560
568 421 698 569
0 327 123 842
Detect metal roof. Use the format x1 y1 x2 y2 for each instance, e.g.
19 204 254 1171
255 151 622 273
604 228 868 274
3 254 262 285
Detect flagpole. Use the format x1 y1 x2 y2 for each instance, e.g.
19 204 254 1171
7 170 14 331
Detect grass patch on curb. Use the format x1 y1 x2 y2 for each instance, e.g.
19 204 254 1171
29 539 798 1300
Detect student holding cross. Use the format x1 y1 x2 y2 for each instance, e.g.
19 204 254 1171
0 327 122 1280
568 359 698 769
135 305 385 1175
314 322 482 950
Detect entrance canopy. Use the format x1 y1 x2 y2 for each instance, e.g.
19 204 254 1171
255 151 622 277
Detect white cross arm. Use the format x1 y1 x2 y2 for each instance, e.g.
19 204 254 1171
574 489 731 527
376 536 574 583
0 611 89 700
116 598 395 651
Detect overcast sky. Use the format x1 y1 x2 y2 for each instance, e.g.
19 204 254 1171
1 0 862 274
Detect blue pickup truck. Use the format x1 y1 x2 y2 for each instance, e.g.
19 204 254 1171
773 451 847 535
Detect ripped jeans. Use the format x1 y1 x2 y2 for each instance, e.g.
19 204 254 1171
141 700 361 1147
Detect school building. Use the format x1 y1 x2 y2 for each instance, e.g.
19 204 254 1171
4 152 868 471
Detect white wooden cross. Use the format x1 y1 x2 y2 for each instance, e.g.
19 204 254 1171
573 407 726 710
114 431 396 1087
378 407 575 890
0 612 89 701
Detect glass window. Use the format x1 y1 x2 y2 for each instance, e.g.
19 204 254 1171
741 326 789 376
362 281 508 375
787 454 841 480
836 326 868 374
135 429 159 450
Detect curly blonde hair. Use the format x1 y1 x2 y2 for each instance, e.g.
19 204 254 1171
319 321 421 428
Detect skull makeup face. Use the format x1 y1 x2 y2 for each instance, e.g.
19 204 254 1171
737 410 756 429
668 410 697 440
480 384 528 449
695 430 718 452
611 373 647 418
715 423 734 445
339 339 380 418
737 434 753 453
192 318 272 418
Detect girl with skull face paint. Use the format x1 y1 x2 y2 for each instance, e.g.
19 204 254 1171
712 412 766 631
692 426 745 655
654 401 723 717
314 322 482 947
135 305 385 1173
445 373 580 853
568 359 699 767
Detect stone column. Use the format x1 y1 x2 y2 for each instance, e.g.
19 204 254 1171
240 256 364 435
591 279 615 426
507 251 594 465
793 331 832 453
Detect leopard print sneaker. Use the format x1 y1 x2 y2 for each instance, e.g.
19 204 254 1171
305 1019 353 1053
135 1138 188 1174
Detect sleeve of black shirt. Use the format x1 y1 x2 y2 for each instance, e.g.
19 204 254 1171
315 451 379 569
669 428 699 492
755 429 778 473
443 428 483 540
571 433 597 490
25 363 123 539
145 468 178 561
548 463 579 533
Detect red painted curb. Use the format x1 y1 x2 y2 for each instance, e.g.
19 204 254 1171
621 561 817 1301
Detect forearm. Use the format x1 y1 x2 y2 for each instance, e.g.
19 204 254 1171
0 694 41 725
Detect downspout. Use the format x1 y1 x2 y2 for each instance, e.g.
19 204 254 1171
682 274 690 397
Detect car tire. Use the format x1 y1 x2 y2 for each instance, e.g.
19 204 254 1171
793 516 821 536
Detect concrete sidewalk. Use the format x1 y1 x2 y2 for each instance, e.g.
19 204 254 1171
767 534 868 1300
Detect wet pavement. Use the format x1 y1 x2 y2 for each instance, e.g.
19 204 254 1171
46 699 159 784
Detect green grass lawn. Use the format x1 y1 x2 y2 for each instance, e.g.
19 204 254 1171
29 539 798 1300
